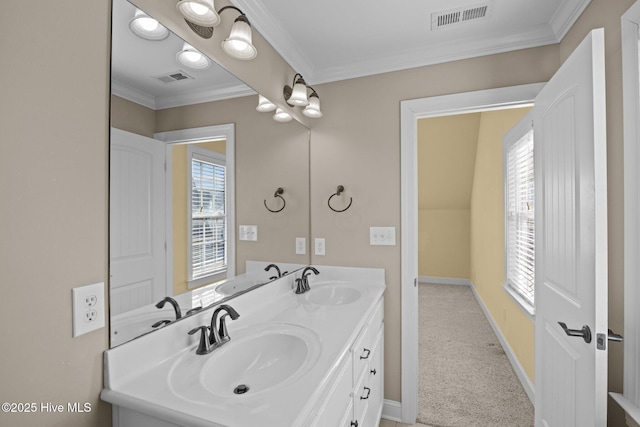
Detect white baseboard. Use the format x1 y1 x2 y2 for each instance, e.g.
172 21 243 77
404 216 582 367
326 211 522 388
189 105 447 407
419 276 471 286
469 282 536 405
381 399 402 422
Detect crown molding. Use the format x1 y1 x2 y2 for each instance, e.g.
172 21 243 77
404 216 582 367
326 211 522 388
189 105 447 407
111 79 255 110
230 0 592 85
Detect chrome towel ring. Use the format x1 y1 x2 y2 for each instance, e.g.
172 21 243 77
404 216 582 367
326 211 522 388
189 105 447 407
264 187 286 213
328 185 353 213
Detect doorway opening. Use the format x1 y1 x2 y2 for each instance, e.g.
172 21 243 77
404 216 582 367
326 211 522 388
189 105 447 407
400 83 544 422
415 107 534 425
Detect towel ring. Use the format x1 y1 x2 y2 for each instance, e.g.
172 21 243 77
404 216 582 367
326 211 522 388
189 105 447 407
264 187 286 213
328 185 353 213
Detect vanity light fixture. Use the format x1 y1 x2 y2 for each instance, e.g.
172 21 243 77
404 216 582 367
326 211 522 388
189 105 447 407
176 0 220 27
219 6 257 61
177 2 257 60
176 43 211 70
273 108 292 123
129 9 169 41
256 95 277 112
283 73 323 118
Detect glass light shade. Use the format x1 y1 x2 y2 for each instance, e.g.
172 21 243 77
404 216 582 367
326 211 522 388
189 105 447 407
221 17 257 60
176 43 211 70
176 0 220 27
302 94 323 118
129 10 169 41
288 78 309 106
273 108 292 122
256 95 277 112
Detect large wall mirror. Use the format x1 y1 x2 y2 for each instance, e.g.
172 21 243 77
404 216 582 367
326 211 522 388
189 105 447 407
109 0 310 347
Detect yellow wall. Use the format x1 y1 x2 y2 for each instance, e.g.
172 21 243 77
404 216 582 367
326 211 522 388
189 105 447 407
172 141 226 295
417 113 480 279
470 108 534 381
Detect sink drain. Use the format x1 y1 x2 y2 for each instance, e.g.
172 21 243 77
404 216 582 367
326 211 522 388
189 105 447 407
233 384 249 395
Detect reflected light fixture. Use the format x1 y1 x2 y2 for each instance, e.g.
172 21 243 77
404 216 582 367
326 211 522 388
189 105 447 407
283 73 323 118
256 95 277 112
176 43 211 70
129 9 169 41
176 0 220 27
176 2 257 60
273 108 292 122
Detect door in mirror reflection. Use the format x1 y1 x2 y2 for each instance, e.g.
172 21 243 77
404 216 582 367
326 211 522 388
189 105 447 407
110 128 169 315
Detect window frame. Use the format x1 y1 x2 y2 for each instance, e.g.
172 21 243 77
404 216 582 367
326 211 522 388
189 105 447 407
187 145 227 288
502 111 536 318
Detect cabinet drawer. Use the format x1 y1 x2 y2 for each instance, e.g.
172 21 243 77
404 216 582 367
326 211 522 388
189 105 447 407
352 366 370 427
352 299 384 382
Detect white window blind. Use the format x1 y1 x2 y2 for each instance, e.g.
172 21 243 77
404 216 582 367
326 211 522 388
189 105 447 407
505 128 535 307
191 154 226 280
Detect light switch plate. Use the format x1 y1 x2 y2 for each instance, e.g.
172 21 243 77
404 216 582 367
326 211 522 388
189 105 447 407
370 227 396 245
296 237 306 255
72 282 105 337
315 238 326 256
239 225 258 241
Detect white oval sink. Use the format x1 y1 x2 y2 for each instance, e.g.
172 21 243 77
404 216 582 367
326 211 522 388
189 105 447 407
305 284 361 306
169 324 321 400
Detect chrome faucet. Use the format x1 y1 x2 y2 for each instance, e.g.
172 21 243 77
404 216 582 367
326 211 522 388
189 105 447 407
155 297 182 320
209 304 240 347
296 266 320 294
187 304 240 355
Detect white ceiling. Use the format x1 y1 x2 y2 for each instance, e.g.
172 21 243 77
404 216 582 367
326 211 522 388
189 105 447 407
112 0 591 109
231 0 592 84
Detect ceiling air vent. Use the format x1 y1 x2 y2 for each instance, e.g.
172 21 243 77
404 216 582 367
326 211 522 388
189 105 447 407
155 70 194 84
431 2 491 30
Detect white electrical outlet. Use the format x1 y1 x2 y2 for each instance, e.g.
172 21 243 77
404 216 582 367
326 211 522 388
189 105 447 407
72 282 105 337
315 238 326 256
296 237 306 255
370 227 396 245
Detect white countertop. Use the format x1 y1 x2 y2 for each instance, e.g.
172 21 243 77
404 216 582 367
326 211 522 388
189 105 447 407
101 266 386 427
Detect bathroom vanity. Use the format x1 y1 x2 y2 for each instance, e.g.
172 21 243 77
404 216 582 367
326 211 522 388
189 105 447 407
101 266 386 427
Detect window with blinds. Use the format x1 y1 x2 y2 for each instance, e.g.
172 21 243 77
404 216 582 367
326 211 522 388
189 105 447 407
190 151 226 282
505 127 535 309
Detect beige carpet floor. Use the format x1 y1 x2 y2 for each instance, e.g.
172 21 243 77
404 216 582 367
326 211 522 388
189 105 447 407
418 283 534 427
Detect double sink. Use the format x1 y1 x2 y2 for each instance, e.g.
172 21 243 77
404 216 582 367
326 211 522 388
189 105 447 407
102 267 385 427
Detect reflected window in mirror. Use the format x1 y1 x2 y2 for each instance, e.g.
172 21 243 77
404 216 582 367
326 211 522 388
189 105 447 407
188 144 227 288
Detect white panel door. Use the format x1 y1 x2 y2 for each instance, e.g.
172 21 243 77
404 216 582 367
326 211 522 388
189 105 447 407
110 128 167 316
533 29 608 426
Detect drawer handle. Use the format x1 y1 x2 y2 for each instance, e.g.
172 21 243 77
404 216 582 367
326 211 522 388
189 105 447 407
350 421 358 427
360 387 371 400
360 348 371 360
370 368 377 375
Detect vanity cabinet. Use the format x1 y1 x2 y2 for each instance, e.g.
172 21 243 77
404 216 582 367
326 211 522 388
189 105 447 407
310 298 384 427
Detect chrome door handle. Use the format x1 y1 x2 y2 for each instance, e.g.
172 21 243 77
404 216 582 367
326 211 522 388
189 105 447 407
558 322 592 343
608 329 623 342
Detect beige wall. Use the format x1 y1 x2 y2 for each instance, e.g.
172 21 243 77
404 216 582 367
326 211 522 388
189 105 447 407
110 95 155 137
172 141 226 295
0 1 112 426
470 108 534 380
